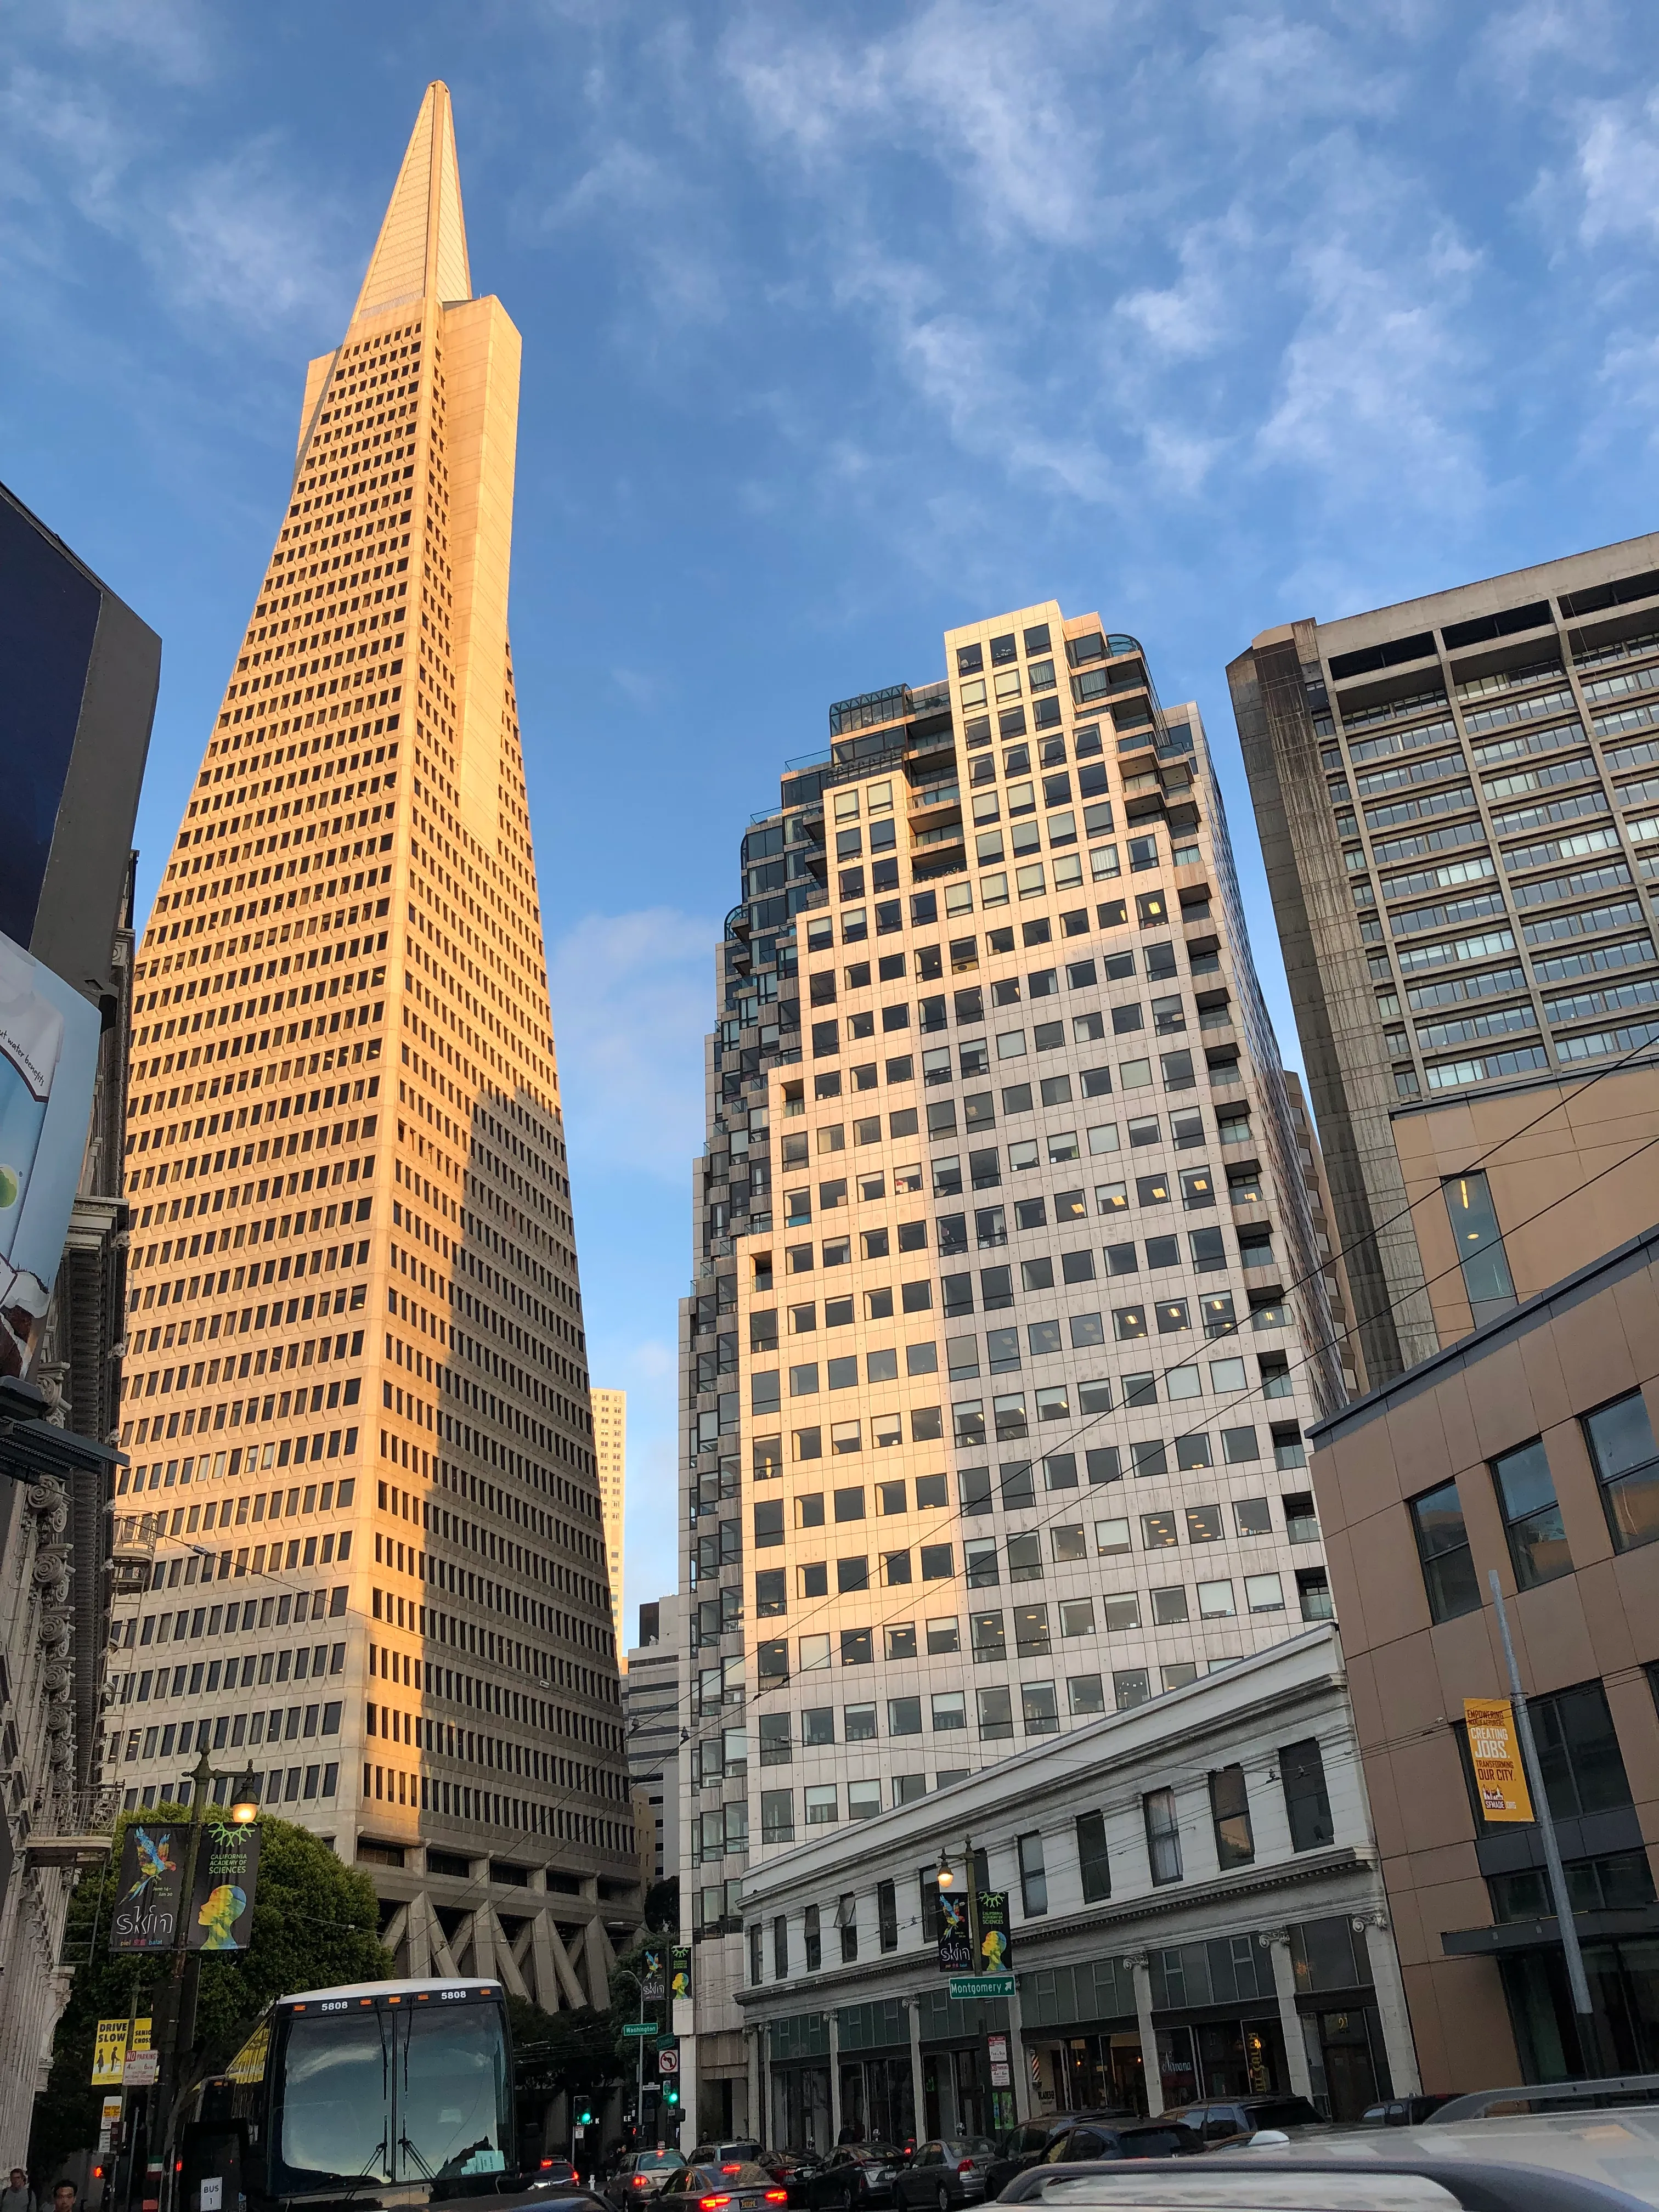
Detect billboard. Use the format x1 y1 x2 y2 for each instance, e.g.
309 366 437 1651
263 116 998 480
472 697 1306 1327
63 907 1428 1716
0 482 159 1008
0 930 101 1376
0 480 159 1368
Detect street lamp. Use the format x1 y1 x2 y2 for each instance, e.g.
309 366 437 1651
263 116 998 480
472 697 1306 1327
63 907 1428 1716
154 1747 262 2143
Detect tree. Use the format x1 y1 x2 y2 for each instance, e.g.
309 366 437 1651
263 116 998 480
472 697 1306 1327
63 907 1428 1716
31 1804 392 2175
642 1876 678 1933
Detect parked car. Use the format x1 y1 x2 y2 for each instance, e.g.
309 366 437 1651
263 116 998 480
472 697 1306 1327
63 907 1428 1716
689 2147 768 2174
1360 2094 1462 2127
659 2163 789 2212
992 2131 1207 2198
1163 2097 1324 2148
890 2137 997 2210
753 2152 821 2207
984 2113 1137 2196
803 2145 906 2210
606 2152 689 2207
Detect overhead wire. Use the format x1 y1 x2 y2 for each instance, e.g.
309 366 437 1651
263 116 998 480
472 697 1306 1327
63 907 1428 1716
690 1053 1659 1731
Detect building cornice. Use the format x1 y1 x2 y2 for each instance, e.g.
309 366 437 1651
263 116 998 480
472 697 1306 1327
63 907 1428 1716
735 1843 1379 2015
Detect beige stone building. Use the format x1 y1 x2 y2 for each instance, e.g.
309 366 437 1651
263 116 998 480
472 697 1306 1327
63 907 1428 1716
1310 1224 1659 2086
1230 541 1659 1384
106 83 637 2000
594 1387 626 1644
680 608 1353 2134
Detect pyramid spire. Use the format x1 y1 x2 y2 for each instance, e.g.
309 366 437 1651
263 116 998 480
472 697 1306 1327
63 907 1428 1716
351 81 471 325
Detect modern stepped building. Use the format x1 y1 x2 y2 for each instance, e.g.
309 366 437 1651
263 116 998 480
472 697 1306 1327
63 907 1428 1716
678 603 1353 2134
106 83 637 1999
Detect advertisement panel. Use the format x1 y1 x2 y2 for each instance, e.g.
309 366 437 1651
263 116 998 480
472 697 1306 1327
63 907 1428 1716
669 1945 692 2002
937 1891 973 1973
1464 1697 1536 1823
0 927 100 1376
641 1945 665 2001
185 1820 261 1950
977 1891 1012 1973
110 1821 185 1952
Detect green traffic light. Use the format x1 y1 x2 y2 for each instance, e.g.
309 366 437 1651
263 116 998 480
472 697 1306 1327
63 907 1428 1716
663 2087 678 2106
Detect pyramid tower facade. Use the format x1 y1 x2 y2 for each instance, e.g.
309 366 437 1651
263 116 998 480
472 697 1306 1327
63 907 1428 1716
108 86 636 1993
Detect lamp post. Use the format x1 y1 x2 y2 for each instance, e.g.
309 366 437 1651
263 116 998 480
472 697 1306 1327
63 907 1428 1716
153 1748 260 2148
611 1966 649 2151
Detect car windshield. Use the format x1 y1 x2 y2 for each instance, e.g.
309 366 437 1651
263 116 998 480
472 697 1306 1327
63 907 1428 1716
640 2154 686 2170
951 2142 996 2157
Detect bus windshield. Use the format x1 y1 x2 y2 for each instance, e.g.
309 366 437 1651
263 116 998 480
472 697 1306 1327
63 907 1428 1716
396 2005 511 2182
268 1998 512 2200
275 2013 392 2192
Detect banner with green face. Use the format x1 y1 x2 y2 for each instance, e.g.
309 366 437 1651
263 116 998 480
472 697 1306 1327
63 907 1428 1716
186 1821 261 1951
977 1892 1012 1975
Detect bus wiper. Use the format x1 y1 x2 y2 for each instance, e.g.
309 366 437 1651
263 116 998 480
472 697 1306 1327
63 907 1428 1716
398 2138 437 2183
327 2138 391 2199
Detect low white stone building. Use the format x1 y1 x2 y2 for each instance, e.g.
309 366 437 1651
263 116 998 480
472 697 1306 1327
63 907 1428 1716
698 1626 1414 2148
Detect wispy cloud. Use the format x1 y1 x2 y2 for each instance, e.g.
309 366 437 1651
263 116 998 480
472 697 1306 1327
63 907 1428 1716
545 906 718 1188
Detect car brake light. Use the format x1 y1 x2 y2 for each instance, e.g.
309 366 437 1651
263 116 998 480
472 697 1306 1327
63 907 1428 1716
633 2180 652 2190
700 2197 733 2210
765 2194 788 2203
956 2162 975 2175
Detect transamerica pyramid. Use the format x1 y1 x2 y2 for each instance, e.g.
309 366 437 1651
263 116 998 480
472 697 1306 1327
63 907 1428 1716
111 85 635 1998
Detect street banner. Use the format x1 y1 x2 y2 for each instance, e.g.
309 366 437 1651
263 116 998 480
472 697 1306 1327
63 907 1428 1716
185 1818 261 1950
669 1945 692 2002
641 1946 665 2001
1464 1697 1536 1823
938 1891 973 1973
111 1822 185 1951
978 1890 1013 1973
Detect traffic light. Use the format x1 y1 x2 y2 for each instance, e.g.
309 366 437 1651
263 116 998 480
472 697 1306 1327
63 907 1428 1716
662 2085 679 2108
577 2105 594 2127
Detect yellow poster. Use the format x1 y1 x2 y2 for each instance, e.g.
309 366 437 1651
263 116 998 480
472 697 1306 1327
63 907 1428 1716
227 2019 270 2085
91 2021 128 2087
1465 1697 1536 1823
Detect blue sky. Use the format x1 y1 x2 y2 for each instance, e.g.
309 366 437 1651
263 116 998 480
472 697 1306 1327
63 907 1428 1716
8 0 1659 1634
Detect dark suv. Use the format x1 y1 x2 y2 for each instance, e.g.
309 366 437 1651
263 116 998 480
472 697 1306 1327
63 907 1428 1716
1162 2097 1323 2148
984 2114 1136 2196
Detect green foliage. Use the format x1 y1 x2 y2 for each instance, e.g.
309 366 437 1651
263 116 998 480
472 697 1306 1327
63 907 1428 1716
31 1806 391 2175
642 1876 678 1933
508 1993 627 2101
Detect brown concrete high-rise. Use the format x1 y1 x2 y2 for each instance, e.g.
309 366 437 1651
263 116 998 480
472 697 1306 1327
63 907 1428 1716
106 85 638 2000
